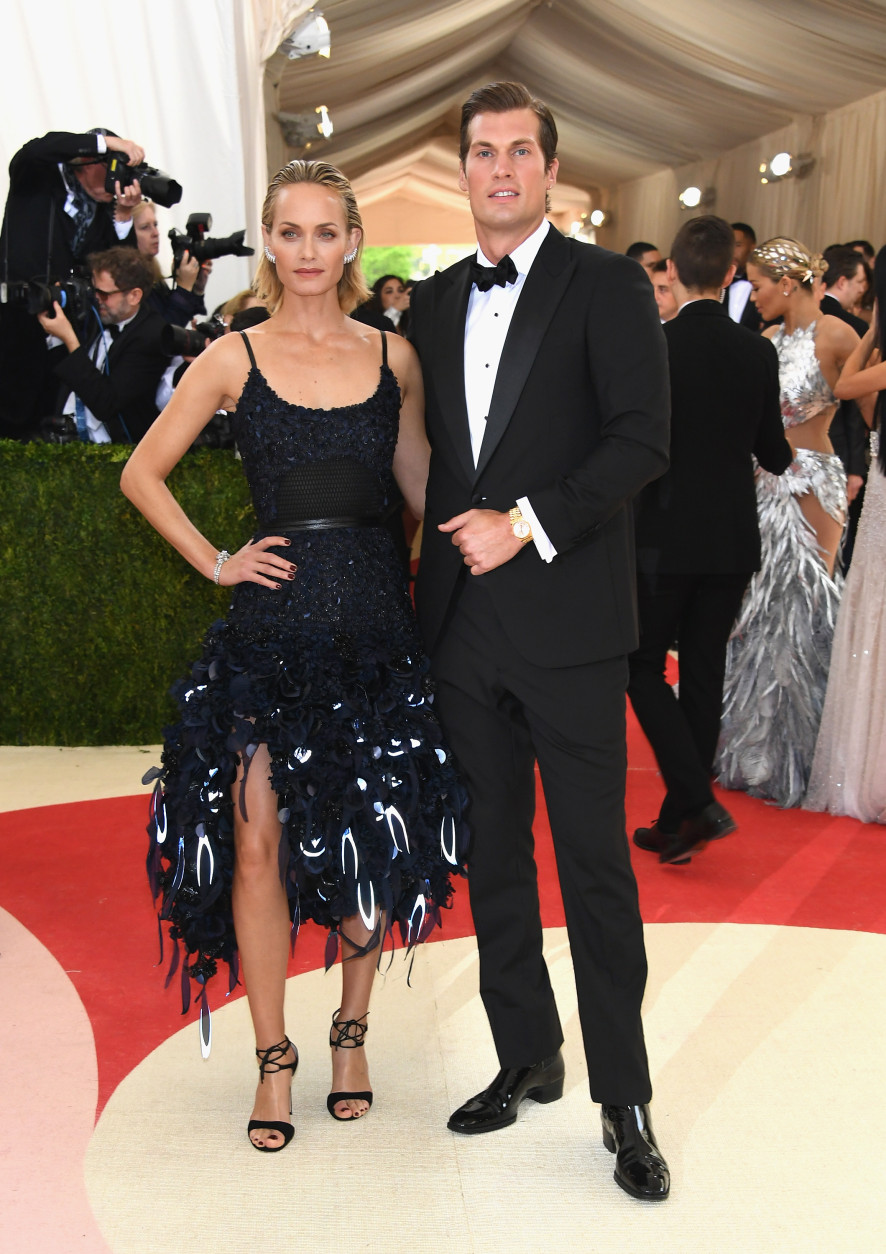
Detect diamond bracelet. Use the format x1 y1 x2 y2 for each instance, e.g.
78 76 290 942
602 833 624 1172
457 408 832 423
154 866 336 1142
213 550 232 585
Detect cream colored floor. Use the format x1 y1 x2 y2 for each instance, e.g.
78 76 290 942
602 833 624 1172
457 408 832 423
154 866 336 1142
3 748 886 1254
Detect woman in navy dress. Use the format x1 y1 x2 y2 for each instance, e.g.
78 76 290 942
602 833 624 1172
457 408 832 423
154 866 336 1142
122 161 467 1151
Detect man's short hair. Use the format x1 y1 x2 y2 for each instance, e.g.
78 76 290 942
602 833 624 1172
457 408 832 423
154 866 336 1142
88 246 153 297
731 222 756 243
822 245 865 289
846 239 875 261
651 258 669 275
670 215 734 291
459 81 558 170
626 241 657 260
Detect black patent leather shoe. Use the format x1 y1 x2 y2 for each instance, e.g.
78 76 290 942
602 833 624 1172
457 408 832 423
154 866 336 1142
633 823 690 864
447 1052 565 1134
659 800 736 865
601 1103 670 1199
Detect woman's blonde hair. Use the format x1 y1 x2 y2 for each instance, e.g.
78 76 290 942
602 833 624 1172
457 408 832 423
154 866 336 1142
222 289 264 318
252 160 369 314
750 237 826 290
131 199 163 285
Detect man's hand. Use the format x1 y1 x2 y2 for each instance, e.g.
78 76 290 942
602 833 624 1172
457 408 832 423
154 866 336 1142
847 473 864 504
105 136 145 167
439 508 525 574
37 300 79 352
113 177 142 221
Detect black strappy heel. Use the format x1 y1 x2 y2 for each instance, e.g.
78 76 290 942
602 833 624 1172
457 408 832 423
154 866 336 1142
327 1010 373 1121
247 1036 299 1151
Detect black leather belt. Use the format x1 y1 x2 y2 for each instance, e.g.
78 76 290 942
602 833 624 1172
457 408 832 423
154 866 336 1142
261 515 382 533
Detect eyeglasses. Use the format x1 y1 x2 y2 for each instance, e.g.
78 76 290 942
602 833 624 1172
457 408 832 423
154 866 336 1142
93 286 132 300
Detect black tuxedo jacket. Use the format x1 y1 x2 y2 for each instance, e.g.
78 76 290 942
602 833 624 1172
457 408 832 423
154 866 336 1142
634 300 792 575
722 274 763 332
52 304 171 443
410 227 670 667
820 293 869 478
1 132 134 282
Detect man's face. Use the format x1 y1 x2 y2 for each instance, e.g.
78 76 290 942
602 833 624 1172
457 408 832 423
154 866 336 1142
638 249 661 280
73 159 113 203
92 269 140 325
653 275 678 321
458 108 557 246
836 261 868 310
733 229 754 271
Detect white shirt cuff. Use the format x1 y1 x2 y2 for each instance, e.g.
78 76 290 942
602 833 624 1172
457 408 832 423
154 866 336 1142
114 218 133 238
517 496 557 563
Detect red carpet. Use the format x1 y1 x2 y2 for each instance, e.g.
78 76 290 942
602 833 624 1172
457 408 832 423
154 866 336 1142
1 699 883 1115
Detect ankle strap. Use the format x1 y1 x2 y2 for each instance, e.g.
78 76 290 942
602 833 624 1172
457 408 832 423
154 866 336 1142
329 1010 369 1049
255 1036 296 1080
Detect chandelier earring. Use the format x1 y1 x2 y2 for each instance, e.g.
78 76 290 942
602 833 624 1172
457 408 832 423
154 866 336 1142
343 247 358 264
264 245 276 264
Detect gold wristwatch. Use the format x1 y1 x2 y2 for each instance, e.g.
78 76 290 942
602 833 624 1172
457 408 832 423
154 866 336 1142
509 505 533 544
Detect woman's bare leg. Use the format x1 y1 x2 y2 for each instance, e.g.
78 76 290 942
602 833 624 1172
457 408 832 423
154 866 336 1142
232 741 295 1149
798 490 845 578
329 912 383 1119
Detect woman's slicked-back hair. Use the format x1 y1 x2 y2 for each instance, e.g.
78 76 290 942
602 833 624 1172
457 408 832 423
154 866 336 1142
459 81 558 212
253 160 369 314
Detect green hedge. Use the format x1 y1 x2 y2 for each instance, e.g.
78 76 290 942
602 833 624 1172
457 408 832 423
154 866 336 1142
1 441 255 745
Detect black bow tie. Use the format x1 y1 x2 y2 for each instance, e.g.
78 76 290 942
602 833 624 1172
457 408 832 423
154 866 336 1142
108 324 121 340
471 254 518 292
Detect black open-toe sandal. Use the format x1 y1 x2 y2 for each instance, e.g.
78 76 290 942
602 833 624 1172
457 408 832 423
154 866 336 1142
247 1036 299 1151
327 1009 373 1121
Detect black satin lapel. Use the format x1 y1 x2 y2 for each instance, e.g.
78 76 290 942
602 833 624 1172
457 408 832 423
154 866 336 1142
474 236 577 483
432 261 474 485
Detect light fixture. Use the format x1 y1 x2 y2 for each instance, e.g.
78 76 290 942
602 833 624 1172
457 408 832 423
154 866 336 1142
277 106 334 150
277 10 330 60
589 209 609 228
678 186 716 210
759 152 816 184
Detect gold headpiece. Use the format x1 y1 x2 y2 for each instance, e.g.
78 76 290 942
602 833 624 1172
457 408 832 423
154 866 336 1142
750 237 826 287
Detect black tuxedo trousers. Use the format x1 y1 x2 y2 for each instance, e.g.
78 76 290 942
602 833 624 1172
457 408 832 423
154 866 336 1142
432 576 652 1104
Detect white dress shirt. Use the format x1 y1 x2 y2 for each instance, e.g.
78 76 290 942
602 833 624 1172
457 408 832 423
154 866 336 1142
464 218 556 562
727 278 752 323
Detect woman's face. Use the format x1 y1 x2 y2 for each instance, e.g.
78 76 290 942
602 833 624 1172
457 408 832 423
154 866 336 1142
747 262 789 322
378 278 405 310
263 182 359 299
134 208 160 257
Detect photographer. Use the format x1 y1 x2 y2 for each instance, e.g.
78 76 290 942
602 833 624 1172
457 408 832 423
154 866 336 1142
37 246 171 444
132 200 214 327
0 127 146 439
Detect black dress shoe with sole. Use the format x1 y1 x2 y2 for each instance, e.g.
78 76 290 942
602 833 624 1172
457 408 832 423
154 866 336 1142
447 1052 565 1134
601 1103 670 1199
633 823 690 864
659 800 737 865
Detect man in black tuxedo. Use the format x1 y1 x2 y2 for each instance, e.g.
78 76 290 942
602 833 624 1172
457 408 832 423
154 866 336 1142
723 222 763 332
821 246 870 566
628 216 792 863
37 246 170 443
0 128 145 439
410 82 671 1200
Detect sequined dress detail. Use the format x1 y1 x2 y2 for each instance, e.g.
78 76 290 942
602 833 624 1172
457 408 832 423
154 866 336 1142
144 332 468 1030
805 430 886 822
716 321 846 807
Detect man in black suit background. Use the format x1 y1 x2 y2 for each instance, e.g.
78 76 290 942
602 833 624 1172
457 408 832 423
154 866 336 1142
820 246 870 566
0 128 145 439
37 246 170 444
410 82 671 1199
628 215 792 864
723 221 763 331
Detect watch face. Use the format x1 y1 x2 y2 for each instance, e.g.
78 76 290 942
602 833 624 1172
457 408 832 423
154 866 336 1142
513 520 532 539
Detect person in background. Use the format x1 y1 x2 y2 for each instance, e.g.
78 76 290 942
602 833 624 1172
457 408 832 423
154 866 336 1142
131 199 211 326
651 259 677 322
352 273 411 334
214 288 266 329
625 240 661 280
723 222 762 331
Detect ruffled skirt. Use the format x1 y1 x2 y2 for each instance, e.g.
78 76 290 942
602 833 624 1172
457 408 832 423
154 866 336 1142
144 527 468 1034
716 449 846 807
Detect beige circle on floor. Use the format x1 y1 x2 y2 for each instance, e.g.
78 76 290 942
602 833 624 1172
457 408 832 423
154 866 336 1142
85 924 886 1254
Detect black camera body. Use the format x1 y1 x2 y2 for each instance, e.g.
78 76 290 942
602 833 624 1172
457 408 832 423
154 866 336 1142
104 154 182 207
169 212 254 269
160 314 227 358
1 272 95 324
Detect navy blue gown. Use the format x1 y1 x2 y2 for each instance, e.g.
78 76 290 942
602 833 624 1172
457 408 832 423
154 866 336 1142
144 330 468 1031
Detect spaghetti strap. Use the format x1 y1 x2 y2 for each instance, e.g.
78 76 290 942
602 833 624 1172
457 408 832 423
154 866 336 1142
380 330 388 367
239 330 258 370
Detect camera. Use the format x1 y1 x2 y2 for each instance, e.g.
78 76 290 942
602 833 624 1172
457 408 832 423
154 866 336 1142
1 272 95 323
104 154 182 207
160 314 226 358
169 213 254 269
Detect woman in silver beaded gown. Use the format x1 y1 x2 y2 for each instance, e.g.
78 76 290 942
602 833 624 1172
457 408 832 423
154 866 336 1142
806 246 886 823
716 238 862 807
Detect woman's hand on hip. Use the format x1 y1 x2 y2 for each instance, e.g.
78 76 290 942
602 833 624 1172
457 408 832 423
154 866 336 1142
218 536 297 588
